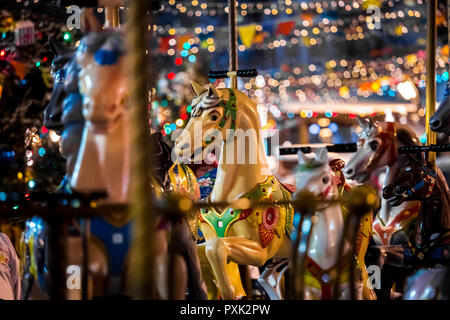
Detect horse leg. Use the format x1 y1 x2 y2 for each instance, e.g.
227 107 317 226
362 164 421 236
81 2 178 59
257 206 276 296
205 237 270 300
197 243 219 300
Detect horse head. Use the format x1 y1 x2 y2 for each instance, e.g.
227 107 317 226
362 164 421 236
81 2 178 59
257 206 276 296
43 38 73 133
382 156 436 207
295 148 339 200
76 32 128 134
343 117 400 183
173 81 261 164
430 89 450 136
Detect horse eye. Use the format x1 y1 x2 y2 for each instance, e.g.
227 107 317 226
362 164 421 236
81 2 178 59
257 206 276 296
369 141 379 151
322 176 329 184
210 113 219 121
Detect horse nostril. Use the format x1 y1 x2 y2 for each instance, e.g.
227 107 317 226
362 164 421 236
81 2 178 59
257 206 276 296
430 119 441 130
345 168 354 176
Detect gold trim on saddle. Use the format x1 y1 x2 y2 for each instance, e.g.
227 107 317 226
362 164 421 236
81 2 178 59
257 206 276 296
199 176 294 246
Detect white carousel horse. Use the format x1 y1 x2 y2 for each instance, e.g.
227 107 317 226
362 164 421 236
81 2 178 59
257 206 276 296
294 148 375 299
173 82 294 300
22 32 206 300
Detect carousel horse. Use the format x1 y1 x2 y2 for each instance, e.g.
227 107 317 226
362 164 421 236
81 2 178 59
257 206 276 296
343 118 422 298
382 155 450 266
294 149 375 299
382 154 450 300
22 32 206 299
430 87 450 136
173 81 294 300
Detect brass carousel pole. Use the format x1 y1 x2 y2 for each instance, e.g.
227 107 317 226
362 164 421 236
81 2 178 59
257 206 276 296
105 5 120 28
425 0 437 166
128 0 156 299
228 0 238 89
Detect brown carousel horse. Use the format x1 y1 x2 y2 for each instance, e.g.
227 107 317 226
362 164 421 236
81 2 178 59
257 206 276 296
343 118 423 299
382 153 450 300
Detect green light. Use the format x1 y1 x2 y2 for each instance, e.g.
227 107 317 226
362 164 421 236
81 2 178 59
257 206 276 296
187 105 192 113
63 32 71 42
35 61 41 67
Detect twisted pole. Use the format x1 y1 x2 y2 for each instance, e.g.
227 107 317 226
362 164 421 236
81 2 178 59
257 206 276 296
228 0 238 89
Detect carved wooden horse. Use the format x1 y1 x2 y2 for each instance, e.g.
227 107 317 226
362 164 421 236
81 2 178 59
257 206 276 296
383 154 450 300
294 149 375 299
173 82 294 300
22 32 206 299
382 155 450 266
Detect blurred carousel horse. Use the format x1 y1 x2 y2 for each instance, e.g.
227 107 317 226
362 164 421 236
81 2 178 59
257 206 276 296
343 118 422 299
430 86 450 136
293 149 375 299
382 154 450 300
0 232 21 299
21 32 206 300
173 81 294 300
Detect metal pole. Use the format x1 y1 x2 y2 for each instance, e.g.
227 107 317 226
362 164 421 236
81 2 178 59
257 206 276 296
426 0 437 166
128 0 156 299
80 218 90 300
105 6 120 28
228 0 238 89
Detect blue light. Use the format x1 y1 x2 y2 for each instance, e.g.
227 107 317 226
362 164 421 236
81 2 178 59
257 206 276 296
188 55 196 63
287 112 295 119
325 110 332 117
0 192 6 201
436 75 442 83
181 50 189 57
164 127 172 134
329 122 339 133
183 42 191 50
442 72 449 81
388 89 395 97
28 180 36 189
38 148 46 157
420 133 427 144
170 123 177 131
161 100 168 107
309 123 320 135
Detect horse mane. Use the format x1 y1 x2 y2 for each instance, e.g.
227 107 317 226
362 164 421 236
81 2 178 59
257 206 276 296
395 123 422 162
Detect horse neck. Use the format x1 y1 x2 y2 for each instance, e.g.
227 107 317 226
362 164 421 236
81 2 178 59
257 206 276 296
70 113 130 203
379 143 420 223
210 117 270 203
416 169 450 243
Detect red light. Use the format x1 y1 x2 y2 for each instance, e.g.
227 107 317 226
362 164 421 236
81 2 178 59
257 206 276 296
0 50 5 57
167 72 176 80
332 112 338 117
312 112 318 117
371 112 377 116
180 113 188 120
349 113 356 119
43 57 48 62
175 57 183 65
41 126 48 134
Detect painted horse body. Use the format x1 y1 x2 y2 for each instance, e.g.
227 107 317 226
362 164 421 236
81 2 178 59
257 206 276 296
430 86 450 136
294 149 375 299
22 32 206 299
174 83 293 299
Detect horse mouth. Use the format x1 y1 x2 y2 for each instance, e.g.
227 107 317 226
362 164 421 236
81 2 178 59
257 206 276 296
384 194 405 207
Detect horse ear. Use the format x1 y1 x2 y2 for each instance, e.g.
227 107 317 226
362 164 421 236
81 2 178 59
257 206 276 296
48 38 71 57
356 116 367 129
297 150 309 165
315 148 328 164
367 118 377 129
190 80 207 97
208 84 220 98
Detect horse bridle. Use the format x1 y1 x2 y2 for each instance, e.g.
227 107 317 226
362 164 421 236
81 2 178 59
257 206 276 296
399 165 436 199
